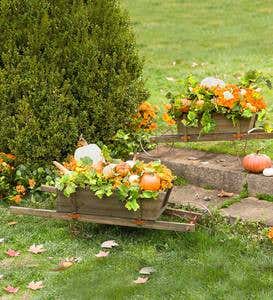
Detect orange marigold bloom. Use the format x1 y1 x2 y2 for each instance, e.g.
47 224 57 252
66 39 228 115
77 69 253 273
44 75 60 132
28 178 36 189
164 103 172 111
147 123 158 131
268 227 273 240
63 156 78 171
5 153 16 160
12 194 22 204
162 113 176 126
16 185 26 195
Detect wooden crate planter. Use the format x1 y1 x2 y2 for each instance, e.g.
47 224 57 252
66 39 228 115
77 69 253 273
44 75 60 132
56 187 172 221
177 113 257 135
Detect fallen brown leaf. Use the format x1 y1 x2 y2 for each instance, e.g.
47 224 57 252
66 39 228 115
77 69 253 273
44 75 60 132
133 277 149 284
7 221 17 226
95 250 109 258
28 244 46 254
52 261 74 271
101 240 119 249
4 285 19 294
0 274 3 280
27 281 44 291
6 249 20 257
139 267 155 275
218 190 234 198
0 238 4 243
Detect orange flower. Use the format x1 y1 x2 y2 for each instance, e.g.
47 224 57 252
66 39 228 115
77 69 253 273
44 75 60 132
12 194 22 204
16 185 26 195
164 103 172 111
63 156 78 171
5 153 16 160
268 227 273 240
134 101 158 131
163 113 176 126
28 178 36 189
214 84 240 109
147 123 158 131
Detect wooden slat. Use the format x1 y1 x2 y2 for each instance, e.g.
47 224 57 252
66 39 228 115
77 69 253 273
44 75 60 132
151 131 273 143
164 208 202 220
40 185 58 193
9 206 195 232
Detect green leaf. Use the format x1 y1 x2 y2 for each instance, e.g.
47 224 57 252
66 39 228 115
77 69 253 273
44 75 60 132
141 190 159 199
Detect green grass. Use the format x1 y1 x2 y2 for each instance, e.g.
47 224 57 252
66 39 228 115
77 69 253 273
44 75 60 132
257 193 273 203
0 208 272 299
122 0 273 158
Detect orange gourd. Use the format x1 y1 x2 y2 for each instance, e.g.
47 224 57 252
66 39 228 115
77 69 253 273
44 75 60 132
139 173 161 191
115 163 130 177
242 151 272 173
92 161 104 174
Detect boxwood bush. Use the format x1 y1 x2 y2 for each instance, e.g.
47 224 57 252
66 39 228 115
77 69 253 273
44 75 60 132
0 0 148 164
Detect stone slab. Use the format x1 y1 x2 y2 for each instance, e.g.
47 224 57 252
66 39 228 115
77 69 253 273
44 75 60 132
221 197 273 226
139 146 273 196
169 185 233 211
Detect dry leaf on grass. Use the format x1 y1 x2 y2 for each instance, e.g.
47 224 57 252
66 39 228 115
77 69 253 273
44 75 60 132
6 249 20 257
139 267 155 275
101 240 119 249
218 190 234 198
133 277 149 284
95 251 109 258
0 275 3 280
27 281 44 291
28 244 46 254
52 261 74 271
166 77 176 82
4 285 19 294
7 221 17 226
0 238 4 244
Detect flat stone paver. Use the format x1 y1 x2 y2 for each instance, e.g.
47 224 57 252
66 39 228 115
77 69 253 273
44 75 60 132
221 197 273 226
169 185 231 211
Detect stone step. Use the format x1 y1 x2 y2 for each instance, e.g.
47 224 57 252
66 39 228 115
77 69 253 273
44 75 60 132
170 185 273 226
139 146 273 196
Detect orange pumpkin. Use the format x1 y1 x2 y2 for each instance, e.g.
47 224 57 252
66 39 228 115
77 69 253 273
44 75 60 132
139 173 161 191
115 163 130 177
242 151 272 173
92 160 104 174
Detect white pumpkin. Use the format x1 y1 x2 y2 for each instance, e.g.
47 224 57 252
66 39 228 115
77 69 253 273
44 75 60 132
102 164 117 178
128 174 140 185
125 160 136 168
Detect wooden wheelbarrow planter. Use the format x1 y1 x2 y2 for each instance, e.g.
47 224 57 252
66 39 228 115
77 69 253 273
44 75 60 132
10 185 202 232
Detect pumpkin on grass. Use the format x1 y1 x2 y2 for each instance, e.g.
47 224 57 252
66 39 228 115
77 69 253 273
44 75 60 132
242 150 272 173
140 173 161 191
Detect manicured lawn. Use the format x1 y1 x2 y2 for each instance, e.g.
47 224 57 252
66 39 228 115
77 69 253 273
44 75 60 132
122 0 273 157
0 208 272 299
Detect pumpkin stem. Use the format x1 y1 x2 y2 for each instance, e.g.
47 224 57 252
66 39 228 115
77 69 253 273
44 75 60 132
256 149 260 155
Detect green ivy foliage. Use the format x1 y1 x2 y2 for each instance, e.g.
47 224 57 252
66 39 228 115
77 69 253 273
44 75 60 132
0 0 148 165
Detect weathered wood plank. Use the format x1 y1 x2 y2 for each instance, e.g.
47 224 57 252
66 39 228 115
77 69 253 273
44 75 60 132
40 185 58 193
164 208 202 220
151 131 273 143
9 206 195 232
